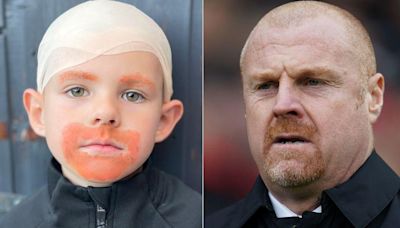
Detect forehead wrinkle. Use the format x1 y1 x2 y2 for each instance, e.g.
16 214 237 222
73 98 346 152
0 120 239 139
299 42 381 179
251 24 348 56
58 70 98 83
250 32 355 73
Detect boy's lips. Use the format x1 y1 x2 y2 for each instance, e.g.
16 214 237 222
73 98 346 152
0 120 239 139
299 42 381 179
80 139 124 154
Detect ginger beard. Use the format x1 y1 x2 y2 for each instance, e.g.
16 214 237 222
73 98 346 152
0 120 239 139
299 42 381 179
62 123 140 182
263 117 325 187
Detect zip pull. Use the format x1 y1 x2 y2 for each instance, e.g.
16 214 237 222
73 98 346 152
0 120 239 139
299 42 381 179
96 204 107 228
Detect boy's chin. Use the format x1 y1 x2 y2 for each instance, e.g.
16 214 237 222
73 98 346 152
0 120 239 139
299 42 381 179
77 167 137 186
62 163 142 187
81 167 142 186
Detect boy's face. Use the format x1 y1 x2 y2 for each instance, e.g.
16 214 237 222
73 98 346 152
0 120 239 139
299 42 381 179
24 52 183 187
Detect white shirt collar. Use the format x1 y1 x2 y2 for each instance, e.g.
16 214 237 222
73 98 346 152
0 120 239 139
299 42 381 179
268 192 322 218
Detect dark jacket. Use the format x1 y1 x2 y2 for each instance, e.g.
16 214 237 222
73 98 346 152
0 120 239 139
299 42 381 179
0 159 201 228
206 151 400 228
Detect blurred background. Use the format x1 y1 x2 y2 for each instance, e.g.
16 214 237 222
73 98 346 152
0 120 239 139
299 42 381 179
205 0 400 215
0 0 202 216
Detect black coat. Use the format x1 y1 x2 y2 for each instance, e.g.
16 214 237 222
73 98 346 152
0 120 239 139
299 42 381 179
206 151 400 228
0 159 201 228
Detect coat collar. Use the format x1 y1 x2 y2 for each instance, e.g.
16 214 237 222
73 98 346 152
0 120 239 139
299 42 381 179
233 150 399 227
325 151 400 228
230 176 273 227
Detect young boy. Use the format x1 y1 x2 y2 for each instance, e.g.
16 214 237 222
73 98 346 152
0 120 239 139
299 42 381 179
0 1 201 227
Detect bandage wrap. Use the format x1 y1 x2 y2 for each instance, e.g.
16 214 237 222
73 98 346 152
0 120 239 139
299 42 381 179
37 0 173 101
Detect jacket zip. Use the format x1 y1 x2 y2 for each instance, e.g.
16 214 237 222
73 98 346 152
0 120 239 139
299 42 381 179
96 204 107 228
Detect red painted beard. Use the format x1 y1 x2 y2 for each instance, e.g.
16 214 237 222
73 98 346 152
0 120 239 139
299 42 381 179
62 123 140 183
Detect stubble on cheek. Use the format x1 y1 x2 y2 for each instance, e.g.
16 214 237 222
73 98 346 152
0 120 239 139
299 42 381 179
62 123 141 182
262 117 325 187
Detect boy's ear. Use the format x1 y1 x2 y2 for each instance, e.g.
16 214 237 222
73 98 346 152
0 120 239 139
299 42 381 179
23 89 46 137
155 99 184 142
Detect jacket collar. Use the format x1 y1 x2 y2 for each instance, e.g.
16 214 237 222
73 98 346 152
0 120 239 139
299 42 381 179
47 158 150 195
325 151 400 228
47 158 172 227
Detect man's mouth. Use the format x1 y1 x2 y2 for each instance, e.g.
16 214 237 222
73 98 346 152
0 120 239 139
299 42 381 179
273 135 310 144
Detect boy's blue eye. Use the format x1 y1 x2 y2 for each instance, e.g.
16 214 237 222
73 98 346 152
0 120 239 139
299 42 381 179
67 87 87 97
122 91 144 103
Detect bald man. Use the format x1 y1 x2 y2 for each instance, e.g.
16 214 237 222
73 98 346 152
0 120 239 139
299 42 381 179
206 1 399 228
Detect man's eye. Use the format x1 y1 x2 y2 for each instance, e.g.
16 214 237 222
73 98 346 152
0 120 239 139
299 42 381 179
122 91 145 103
67 87 87 97
304 78 322 86
256 82 278 90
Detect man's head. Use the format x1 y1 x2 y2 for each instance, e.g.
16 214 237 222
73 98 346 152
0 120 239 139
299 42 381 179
22 1 183 187
240 1 384 192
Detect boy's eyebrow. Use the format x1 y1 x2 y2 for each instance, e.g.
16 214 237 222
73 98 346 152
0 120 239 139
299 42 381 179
58 71 99 82
119 73 156 89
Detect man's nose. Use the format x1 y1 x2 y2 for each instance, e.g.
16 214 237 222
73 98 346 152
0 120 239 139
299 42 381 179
272 81 304 118
90 95 120 127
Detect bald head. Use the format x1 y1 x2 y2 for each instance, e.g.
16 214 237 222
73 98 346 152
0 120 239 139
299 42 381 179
240 1 376 79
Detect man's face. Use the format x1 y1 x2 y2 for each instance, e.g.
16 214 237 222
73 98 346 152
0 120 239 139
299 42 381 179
41 52 165 186
241 17 375 189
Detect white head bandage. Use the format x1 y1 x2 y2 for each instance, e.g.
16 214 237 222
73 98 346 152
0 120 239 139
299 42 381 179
37 0 173 101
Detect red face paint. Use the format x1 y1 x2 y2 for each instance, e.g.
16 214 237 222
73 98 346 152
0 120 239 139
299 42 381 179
62 123 140 182
58 70 99 83
119 73 156 90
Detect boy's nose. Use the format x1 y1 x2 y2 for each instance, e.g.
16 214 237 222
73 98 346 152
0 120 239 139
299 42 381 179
94 117 118 126
91 98 121 127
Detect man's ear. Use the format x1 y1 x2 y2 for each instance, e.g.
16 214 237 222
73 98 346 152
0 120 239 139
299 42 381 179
23 89 46 137
155 99 184 142
367 73 384 123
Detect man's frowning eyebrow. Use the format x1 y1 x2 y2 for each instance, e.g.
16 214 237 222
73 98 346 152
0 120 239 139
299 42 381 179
119 74 156 90
58 71 98 83
250 69 279 81
251 66 340 80
294 66 339 79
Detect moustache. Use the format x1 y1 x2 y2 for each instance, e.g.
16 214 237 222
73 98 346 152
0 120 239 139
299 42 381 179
264 117 317 145
65 124 132 145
